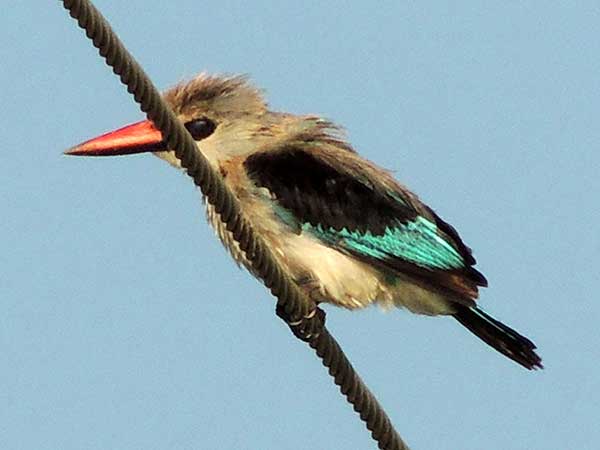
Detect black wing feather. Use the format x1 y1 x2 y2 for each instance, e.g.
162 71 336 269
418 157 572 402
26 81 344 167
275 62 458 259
245 147 417 234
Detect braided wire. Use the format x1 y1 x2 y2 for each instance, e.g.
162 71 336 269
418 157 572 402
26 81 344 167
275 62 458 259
60 1 409 448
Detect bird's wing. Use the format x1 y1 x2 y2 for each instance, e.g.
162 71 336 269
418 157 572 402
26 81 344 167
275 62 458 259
244 145 487 301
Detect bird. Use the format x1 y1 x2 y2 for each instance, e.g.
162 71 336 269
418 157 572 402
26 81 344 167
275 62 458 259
67 73 542 370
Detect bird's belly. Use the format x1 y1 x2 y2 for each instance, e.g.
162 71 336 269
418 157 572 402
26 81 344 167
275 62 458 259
277 232 454 315
205 198 454 315
278 232 384 309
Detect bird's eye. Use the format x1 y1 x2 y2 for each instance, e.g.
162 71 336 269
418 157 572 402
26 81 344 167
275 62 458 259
184 117 217 141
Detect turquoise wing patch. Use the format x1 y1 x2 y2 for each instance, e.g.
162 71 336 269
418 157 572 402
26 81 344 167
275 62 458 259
304 216 465 271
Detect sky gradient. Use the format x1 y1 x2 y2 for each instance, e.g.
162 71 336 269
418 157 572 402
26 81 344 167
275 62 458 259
2 2 599 449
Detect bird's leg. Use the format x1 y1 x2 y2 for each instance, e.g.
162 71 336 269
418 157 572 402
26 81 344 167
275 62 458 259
294 273 326 302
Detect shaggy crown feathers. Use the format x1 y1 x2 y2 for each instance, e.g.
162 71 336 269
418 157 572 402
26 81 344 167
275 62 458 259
164 73 267 118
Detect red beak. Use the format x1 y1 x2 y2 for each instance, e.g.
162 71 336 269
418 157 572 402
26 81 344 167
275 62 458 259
65 120 165 156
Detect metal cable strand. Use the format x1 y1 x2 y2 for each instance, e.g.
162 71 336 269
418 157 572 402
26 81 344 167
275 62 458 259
311 329 407 449
60 1 409 449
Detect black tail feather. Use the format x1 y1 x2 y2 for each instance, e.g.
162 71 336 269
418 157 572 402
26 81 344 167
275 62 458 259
453 305 543 370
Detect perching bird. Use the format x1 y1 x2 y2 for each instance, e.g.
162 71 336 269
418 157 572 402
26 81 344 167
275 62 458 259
67 73 542 370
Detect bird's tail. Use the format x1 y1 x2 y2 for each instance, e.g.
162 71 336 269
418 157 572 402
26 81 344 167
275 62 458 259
453 305 543 370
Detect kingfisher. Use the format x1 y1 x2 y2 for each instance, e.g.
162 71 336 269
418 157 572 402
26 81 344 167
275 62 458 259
67 73 542 370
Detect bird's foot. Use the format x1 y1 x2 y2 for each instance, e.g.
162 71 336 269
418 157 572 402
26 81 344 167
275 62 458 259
275 303 326 343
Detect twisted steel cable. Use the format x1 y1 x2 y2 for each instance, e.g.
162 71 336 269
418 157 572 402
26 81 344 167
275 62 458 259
60 1 409 448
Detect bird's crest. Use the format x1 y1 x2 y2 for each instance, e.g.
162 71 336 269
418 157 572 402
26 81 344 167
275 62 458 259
164 73 267 118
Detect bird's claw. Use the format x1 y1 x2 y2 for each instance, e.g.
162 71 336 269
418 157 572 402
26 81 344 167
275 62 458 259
276 303 326 342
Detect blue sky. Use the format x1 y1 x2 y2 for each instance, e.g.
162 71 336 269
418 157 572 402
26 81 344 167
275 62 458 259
2 2 599 449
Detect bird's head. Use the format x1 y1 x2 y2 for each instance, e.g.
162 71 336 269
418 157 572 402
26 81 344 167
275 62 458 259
66 73 272 168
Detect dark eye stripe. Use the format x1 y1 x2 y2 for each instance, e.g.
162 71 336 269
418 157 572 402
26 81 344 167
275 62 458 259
184 117 217 140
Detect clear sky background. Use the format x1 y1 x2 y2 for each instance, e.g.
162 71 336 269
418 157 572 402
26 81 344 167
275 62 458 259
2 2 599 449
